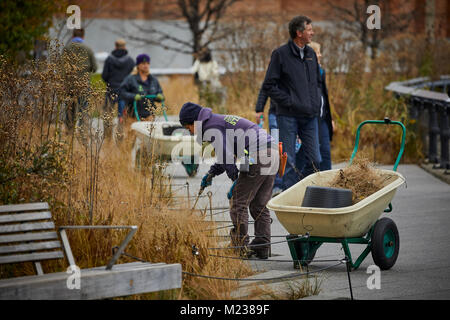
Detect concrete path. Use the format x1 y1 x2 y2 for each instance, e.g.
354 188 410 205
165 160 450 300
143 115 450 300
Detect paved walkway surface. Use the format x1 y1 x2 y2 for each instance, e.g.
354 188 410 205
148 115 450 300
165 161 450 300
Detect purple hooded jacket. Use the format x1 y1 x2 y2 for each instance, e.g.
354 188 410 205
195 107 273 181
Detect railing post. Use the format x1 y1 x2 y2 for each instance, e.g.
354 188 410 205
438 103 450 170
409 97 419 120
417 99 428 158
428 102 440 164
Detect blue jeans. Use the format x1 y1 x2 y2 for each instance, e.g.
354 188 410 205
277 115 321 190
318 118 331 170
297 117 331 172
268 112 283 190
117 99 126 117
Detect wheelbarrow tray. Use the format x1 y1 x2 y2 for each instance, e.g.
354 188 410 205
131 121 209 159
267 169 405 238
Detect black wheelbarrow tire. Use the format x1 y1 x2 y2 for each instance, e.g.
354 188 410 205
371 217 399 270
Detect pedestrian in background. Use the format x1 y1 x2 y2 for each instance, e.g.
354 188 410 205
119 54 164 121
262 15 322 190
63 28 97 131
297 41 334 171
102 38 134 124
191 48 227 109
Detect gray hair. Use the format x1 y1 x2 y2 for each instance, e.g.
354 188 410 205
288 16 312 39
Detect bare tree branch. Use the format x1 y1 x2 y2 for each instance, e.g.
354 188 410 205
112 0 242 60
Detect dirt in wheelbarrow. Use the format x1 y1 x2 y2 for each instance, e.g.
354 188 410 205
328 156 387 204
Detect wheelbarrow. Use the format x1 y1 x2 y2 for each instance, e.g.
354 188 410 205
267 118 406 271
130 95 212 176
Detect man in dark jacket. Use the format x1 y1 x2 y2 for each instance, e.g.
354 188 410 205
102 38 134 123
63 28 97 131
179 102 278 259
119 54 164 120
262 15 322 190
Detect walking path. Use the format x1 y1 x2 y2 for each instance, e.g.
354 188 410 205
165 161 450 300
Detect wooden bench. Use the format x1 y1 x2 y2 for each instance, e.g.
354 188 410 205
0 202 181 300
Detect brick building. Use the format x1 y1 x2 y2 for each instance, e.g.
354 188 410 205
54 0 449 71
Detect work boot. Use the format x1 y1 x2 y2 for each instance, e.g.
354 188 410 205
249 237 270 259
230 225 250 257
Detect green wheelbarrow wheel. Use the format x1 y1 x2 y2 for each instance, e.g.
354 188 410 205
371 217 400 270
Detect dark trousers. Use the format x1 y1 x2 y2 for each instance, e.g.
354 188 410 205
277 115 321 190
229 152 276 251
297 117 332 172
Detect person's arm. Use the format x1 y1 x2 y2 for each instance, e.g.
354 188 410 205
88 48 97 73
208 163 239 181
255 86 269 122
155 78 163 95
119 76 137 102
207 133 239 181
127 57 135 75
262 50 291 107
101 58 110 83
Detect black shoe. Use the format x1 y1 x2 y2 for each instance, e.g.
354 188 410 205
254 248 269 259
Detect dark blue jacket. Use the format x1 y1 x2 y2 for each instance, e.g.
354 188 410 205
262 40 321 118
101 49 134 90
119 74 163 119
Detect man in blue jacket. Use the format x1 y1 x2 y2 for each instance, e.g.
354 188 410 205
102 38 134 123
262 15 322 190
179 102 278 259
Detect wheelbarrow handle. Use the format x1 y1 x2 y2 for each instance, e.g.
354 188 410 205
349 117 406 172
133 94 168 122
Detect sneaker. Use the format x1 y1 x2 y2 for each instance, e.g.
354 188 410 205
271 187 283 198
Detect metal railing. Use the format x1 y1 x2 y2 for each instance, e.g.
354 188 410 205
385 75 450 171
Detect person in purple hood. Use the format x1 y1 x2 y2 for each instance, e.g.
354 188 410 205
179 102 279 259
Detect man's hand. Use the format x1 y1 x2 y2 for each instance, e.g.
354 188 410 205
155 93 164 102
201 173 213 189
134 94 142 101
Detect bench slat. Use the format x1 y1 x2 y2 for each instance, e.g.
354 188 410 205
0 211 52 223
0 251 64 264
0 262 182 300
0 231 59 244
0 203 49 214
0 222 55 234
0 241 61 254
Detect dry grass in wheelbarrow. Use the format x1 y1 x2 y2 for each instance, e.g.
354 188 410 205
328 156 388 204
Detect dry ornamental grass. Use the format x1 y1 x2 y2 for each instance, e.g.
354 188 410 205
328 156 387 204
